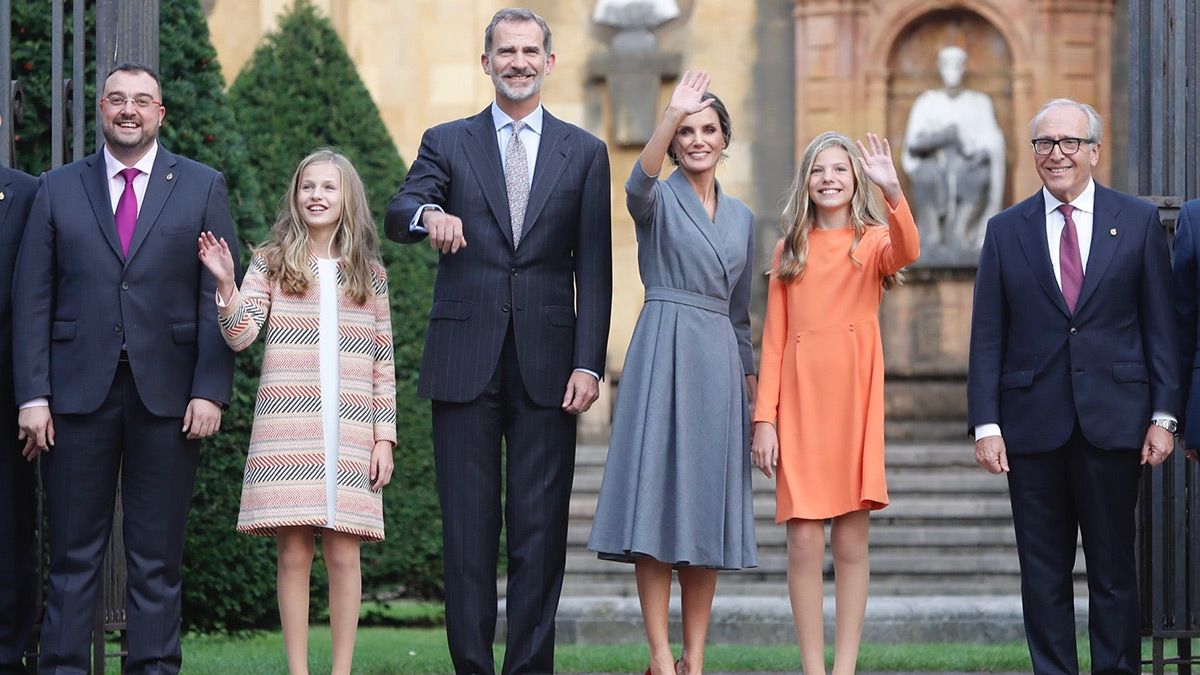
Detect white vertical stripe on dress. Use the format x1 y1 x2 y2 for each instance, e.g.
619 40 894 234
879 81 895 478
317 258 341 528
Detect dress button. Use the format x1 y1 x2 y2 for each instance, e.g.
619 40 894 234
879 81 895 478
501 304 511 313
1069 327 1078 335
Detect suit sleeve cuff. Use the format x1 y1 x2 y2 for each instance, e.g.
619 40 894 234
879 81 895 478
410 204 442 233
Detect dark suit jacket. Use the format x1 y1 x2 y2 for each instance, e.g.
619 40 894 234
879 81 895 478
0 166 38 420
386 106 612 408
968 183 1180 452
12 146 239 418
1171 199 1200 447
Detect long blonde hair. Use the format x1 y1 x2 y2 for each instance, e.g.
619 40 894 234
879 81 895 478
257 148 381 304
774 131 901 289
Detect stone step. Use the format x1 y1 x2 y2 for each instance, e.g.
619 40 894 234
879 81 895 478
569 494 1013 522
563 550 1084 576
570 469 1008 495
565 522 1019 548
574 442 981 469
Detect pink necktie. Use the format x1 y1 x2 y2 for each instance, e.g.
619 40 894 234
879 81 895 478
115 167 140 257
1058 203 1083 313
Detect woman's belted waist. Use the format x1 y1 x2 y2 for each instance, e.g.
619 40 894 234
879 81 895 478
644 287 729 316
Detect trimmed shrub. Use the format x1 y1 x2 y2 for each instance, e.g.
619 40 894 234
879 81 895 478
228 0 442 603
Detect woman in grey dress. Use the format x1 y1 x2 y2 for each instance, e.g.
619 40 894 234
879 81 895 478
588 70 757 675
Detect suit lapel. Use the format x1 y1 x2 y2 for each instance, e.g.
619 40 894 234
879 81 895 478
463 109 514 247
125 147 179 266
81 152 124 261
520 112 570 242
1014 192 1071 318
0 170 13 234
1074 184 1123 315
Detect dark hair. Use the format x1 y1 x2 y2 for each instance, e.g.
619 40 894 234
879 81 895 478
104 62 162 97
483 8 552 54
666 92 733 166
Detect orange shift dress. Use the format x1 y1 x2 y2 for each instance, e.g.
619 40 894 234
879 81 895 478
754 197 919 522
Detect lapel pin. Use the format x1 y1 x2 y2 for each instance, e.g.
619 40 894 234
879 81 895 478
166 172 174 181
1109 228 1117 236
0 191 5 201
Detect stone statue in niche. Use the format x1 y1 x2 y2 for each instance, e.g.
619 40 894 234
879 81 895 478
902 46 1005 262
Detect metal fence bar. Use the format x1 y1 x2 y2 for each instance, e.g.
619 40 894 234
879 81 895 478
51 0 63 169
1 0 12 167
71 0 84 161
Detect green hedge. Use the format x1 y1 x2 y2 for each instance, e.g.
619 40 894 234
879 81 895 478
228 0 442 605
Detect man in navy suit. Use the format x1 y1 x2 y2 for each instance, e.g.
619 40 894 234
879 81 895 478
13 63 239 674
1171 198 1200 462
0 113 39 675
968 98 1179 675
386 8 612 674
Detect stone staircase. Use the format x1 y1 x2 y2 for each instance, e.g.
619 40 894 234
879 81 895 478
559 441 1088 598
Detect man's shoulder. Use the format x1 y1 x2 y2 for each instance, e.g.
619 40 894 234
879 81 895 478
545 112 606 151
0 164 38 189
161 149 220 180
1096 183 1158 215
989 191 1041 226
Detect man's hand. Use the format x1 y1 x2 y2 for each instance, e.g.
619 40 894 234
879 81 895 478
974 434 1009 474
182 398 223 440
1141 424 1175 466
561 371 599 415
423 210 467 254
18 406 54 461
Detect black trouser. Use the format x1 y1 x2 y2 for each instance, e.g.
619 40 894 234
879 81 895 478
38 361 199 675
0 407 37 675
432 326 576 675
1007 424 1143 675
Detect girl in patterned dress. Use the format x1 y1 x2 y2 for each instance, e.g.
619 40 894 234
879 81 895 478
198 149 396 675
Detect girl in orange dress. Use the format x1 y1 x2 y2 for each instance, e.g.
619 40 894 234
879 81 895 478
751 132 919 674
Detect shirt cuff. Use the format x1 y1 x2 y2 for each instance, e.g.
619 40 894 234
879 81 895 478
20 398 49 409
974 423 1002 440
1151 411 1177 425
573 368 600 381
410 204 442 233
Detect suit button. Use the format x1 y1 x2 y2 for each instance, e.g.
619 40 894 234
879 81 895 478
511 268 519 277
502 304 511 313
121 281 130 290
1069 327 1078 335
113 324 122 333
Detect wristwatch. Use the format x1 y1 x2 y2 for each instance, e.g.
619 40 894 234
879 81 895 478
1151 418 1179 436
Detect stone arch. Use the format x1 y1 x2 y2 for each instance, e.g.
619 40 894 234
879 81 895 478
861 0 1038 197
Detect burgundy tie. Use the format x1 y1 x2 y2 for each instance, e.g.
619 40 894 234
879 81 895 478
115 167 140 257
1058 203 1084 313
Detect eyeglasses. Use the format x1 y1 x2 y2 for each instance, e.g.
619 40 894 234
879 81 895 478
100 94 161 109
1031 138 1091 155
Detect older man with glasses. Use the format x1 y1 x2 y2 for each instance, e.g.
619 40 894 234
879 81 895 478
967 98 1179 675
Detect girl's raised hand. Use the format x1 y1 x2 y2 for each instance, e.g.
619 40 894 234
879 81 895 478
856 133 903 206
667 70 713 117
197 231 236 287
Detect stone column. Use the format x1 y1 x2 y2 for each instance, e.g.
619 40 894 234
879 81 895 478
792 0 870 152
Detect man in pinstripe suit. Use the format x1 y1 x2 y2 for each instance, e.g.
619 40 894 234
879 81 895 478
386 8 612 675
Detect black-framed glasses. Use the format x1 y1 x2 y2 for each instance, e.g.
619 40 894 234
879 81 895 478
100 94 161 109
1031 138 1091 155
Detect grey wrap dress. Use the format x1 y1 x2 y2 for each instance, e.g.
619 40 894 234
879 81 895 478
587 163 758 570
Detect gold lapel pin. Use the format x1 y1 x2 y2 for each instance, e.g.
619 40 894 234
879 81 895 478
1109 228 1117 236
166 172 174 181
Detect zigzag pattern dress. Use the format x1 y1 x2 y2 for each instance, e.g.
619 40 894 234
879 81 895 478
217 254 397 541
